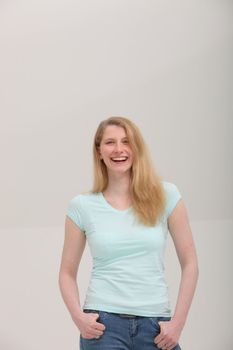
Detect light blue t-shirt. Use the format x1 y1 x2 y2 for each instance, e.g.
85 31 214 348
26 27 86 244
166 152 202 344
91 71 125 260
66 180 182 317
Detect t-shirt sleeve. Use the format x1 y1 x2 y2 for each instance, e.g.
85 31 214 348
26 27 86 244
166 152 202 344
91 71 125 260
66 195 85 231
165 182 182 218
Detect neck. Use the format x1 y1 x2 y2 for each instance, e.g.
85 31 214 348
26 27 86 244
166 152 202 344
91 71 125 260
104 170 131 197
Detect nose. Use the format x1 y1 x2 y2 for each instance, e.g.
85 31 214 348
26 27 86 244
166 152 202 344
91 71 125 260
114 142 124 152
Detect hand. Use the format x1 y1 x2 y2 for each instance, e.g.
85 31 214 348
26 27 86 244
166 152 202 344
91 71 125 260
154 319 183 350
73 311 106 339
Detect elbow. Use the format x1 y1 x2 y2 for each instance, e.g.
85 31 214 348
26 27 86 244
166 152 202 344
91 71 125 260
181 259 199 275
58 270 64 289
58 268 67 288
58 268 77 286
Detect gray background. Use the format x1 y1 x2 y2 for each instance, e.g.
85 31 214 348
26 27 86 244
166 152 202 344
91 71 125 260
0 0 232 349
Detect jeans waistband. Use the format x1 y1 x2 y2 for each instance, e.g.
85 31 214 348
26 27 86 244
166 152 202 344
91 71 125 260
118 313 138 318
83 309 138 318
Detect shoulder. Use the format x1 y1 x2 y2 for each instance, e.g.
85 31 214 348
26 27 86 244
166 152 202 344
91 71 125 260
162 180 178 191
162 180 181 197
162 180 182 218
67 191 99 210
66 192 93 231
67 193 84 209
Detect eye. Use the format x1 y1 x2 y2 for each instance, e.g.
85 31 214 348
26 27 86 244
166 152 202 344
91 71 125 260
105 140 128 144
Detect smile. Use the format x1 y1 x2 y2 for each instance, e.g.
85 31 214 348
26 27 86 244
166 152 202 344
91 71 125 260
110 157 129 163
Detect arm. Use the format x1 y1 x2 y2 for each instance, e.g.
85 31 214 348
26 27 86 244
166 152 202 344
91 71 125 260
154 199 198 349
58 216 86 322
168 199 199 329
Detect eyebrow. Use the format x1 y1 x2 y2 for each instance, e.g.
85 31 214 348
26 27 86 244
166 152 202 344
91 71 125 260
104 137 128 141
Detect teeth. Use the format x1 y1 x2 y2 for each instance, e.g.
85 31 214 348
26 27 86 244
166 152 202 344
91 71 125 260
111 157 128 160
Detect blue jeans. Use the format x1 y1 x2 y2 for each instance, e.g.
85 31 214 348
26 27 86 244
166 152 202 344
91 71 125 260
80 309 182 350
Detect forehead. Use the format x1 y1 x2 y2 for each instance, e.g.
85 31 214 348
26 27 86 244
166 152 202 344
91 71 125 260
102 125 127 139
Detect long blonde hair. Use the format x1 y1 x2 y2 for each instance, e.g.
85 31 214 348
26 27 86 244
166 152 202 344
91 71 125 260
91 116 166 226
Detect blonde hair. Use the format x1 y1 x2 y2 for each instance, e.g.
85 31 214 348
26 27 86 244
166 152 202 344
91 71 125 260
91 116 166 226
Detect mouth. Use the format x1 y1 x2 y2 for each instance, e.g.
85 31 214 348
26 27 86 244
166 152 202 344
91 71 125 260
110 156 129 164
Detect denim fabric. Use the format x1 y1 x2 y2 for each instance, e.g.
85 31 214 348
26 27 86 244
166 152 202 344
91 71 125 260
79 309 182 350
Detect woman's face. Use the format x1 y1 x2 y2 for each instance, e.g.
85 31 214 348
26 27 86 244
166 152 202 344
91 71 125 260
98 125 133 173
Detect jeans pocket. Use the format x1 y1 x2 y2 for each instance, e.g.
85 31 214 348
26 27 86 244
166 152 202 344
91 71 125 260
83 309 110 322
81 309 110 342
149 316 171 329
81 310 101 341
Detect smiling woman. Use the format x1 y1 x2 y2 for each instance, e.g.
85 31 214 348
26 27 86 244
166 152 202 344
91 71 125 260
97 127 134 177
59 116 199 350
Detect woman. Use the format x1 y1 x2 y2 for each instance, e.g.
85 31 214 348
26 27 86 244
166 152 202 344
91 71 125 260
59 116 199 350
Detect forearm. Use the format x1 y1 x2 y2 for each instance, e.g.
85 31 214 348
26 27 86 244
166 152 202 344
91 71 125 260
172 263 199 328
59 272 83 321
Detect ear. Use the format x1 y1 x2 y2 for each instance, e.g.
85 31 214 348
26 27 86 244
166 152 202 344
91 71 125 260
97 146 102 159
